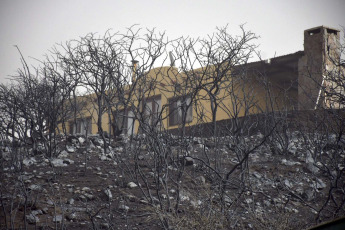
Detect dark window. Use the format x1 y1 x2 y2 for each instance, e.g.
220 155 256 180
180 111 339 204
169 95 193 126
70 117 92 135
113 109 136 136
142 95 162 127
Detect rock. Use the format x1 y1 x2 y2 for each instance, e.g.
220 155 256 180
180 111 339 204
179 190 190 202
23 157 36 167
182 156 194 166
92 138 104 146
82 187 91 192
58 150 69 159
306 151 319 173
263 200 271 207
190 200 202 208
125 194 137 202
303 189 315 201
127 182 138 188
281 159 301 166
187 144 194 152
83 193 95 201
26 214 39 224
63 159 74 165
106 152 114 159
67 136 78 144
53 215 63 223
104 189 112 200
78 137 85 144
47 199 54 205
195 176 206 185
66 146 76 153
245 198 253 204
101 223 110 228
87 141 95 151
31 209 43 216
100 155 107 161
119 204 129 211
29 184 41 191
66 212 77 221
252 171 262 179
42 207 48 214
307 163 319 174
315 178 326 190
224 196 232 204
115 147 123 153
67 198 74 205
195 144 205 149
284 179 292 188
51 158 67 167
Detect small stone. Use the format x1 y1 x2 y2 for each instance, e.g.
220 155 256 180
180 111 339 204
29 184 43 192
252 171 262 179
78 137 85 144
51 158 67 167
245 198 253 204
31 209 43 216
67 198 74 205
315 178 326 190
119 204 129 211
47 199 54 205
23 157 36 167
53 215 63 223
58 150 69 159
100 155 107 161
195 176 206 185
284 179 292 188
26 214 39 224
66 212 77 221
104 189 112 200
127 182 138 188
183 156 194 166
66 146 76 153
83 193 95 200
125 194 137 202
82 187 91 192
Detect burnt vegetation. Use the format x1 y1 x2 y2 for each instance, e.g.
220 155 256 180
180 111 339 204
0 25 345 229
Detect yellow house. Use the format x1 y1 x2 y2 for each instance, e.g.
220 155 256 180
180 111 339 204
60 26 342 136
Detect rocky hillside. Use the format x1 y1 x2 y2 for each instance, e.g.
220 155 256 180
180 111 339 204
1 131 344 229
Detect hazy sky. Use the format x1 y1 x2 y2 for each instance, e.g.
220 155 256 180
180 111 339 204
1 0 344 84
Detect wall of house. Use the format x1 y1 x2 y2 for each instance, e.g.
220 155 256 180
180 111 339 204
59 62 301 136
